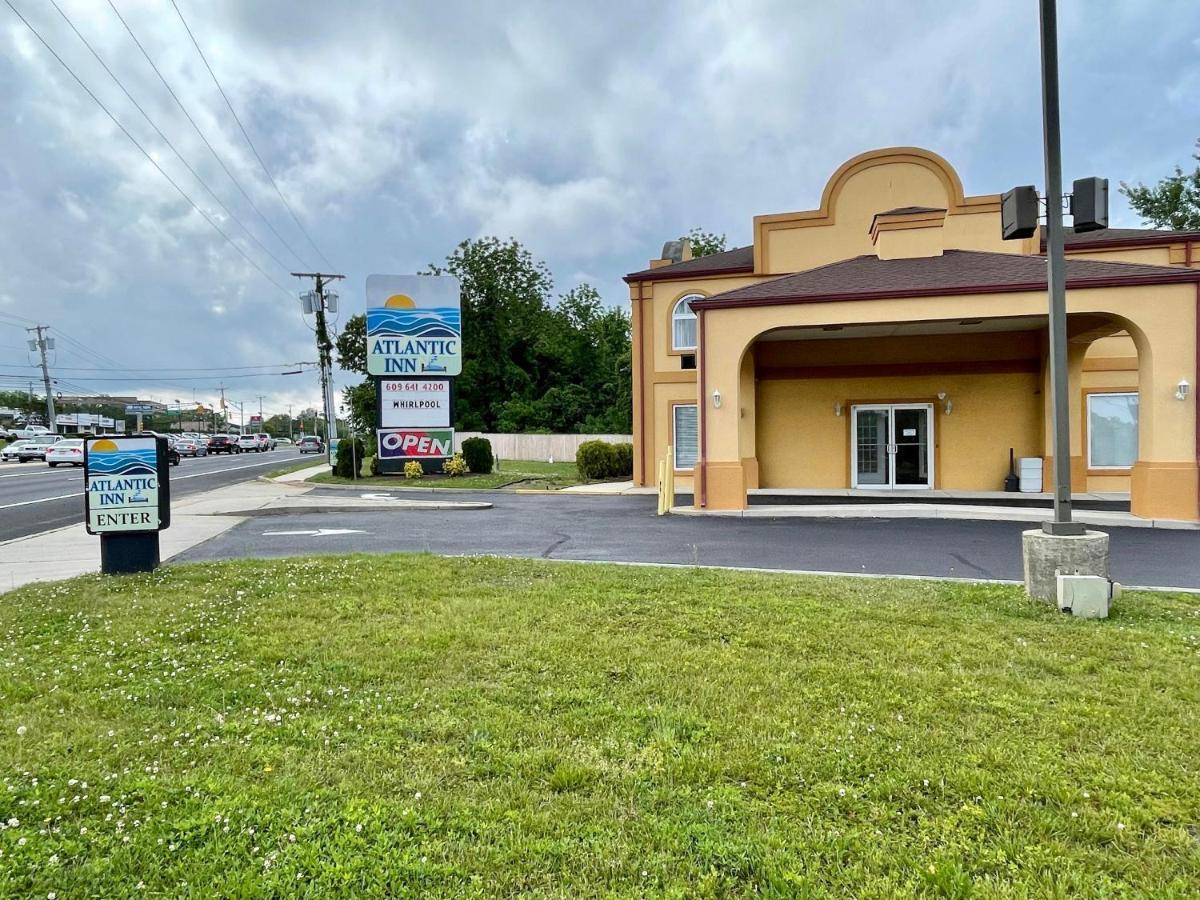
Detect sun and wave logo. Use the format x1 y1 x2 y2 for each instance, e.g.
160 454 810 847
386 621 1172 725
87 439 157 476
366 293 461 340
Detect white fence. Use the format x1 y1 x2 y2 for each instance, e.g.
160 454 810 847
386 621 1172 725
453 432 632 462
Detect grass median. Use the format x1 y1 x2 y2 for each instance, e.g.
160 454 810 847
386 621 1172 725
2 556 1198 896
311 458 588 490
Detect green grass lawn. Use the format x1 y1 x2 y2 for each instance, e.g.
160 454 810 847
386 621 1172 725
264 456 328 479
311 458 588 490
1 558 1198 897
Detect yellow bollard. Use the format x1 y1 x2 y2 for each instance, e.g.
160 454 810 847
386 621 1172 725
657 458 667 515
664 445 675 513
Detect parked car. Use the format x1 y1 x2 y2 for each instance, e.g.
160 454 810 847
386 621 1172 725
1 439 32 462
236 434 262 453
297 436 324 454
274 437 293 447
45 439 85 467
175 437 207 457
16 437 62 462
208 434 236 454
256 432 275 451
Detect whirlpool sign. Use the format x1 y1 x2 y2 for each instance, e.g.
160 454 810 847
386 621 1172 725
366 274 462 377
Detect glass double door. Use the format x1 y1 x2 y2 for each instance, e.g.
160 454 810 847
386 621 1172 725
851 404 934 490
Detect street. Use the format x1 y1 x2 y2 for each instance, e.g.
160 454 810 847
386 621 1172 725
174 488 1200 590
0 447 310 542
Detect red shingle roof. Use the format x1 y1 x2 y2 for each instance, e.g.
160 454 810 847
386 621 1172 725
690 250 1200 309
1050 227 1200 248
624 245 753 282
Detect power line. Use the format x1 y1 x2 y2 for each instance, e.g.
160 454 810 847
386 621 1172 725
106 0 311 270
49 0 295 279
3 0 294 299
0 362 314 373
171 0 335 271
52 328 127 369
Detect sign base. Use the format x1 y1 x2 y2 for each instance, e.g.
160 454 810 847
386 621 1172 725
100 532 160 575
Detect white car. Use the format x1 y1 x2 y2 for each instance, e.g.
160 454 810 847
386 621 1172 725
45 439 85 467
17 436 62 462
8 425 50 441
235 434 262 453
274 437 293 447
2 439 32 462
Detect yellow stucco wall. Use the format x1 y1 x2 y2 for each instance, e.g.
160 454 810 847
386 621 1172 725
757 371 1043 490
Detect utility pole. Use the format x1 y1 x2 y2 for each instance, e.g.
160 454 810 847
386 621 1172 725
26 325 56 431
292 272 344 469
287 404 293 439
1038 0 1082 537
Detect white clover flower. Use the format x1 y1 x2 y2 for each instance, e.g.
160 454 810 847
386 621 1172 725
16 726 26 737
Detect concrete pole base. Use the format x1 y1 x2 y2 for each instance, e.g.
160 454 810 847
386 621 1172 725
1021 528 1110 602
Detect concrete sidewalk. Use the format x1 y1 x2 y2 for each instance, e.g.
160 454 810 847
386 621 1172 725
559 480 655 495
672 502 1200 530
0 478 491 593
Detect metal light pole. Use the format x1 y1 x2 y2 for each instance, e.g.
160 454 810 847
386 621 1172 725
1038 0 1084 537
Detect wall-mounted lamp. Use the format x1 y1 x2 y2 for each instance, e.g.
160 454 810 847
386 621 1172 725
1177 379 1191 401
712 388 722 409
937 392 952 415
834 401 844 417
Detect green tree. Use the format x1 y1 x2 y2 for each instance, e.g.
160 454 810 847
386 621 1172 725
335 314 367 375
424 237 556 432
684 227 727 258
342 381 378 434
1119 141 1200 230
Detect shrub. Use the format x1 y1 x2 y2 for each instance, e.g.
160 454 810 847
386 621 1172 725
334 437 366 478
368 455 379 476
612 442 634 477
577 440 634 479
442 453 468 477
576 440 615 479
461 437 493 474
403 460 424 479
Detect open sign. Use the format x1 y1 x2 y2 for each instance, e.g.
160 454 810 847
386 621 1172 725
377 428 454 459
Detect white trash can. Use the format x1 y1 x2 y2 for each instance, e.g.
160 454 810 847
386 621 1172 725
1018 457 1043 493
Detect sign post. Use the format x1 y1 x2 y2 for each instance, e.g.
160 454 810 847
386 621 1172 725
84 435 171 574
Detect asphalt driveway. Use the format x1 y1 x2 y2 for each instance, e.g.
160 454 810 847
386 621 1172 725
171 490 1200 590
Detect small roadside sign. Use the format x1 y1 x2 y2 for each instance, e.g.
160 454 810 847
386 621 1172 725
84 436 171 535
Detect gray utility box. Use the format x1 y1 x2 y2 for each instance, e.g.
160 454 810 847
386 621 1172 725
1057 574 1120 619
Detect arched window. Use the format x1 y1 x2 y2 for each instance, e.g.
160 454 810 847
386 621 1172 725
672 294 700 351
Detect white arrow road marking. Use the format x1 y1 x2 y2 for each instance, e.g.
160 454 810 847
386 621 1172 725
261 528 369 537
359 493 397 501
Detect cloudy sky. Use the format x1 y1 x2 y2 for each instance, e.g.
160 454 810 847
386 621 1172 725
1 0 1197 418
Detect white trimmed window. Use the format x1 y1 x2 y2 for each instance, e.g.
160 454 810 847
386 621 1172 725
673 404 698 470
1087 392 1138 469
672 295 700 351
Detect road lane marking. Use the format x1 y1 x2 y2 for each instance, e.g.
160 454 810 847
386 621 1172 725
0 492 83 510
